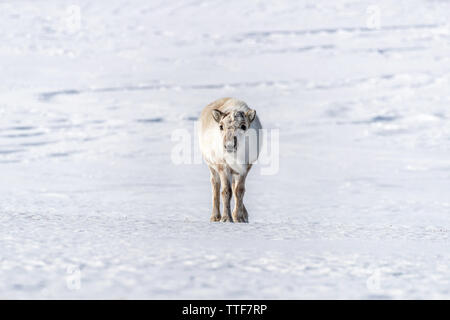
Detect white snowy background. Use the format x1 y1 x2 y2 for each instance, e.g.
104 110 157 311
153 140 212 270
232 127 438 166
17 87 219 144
1 0 450 299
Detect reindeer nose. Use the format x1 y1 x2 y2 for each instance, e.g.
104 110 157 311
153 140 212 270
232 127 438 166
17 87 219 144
224 137 237 152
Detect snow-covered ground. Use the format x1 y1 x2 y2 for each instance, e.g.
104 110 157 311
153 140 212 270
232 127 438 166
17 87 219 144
1 0 450 299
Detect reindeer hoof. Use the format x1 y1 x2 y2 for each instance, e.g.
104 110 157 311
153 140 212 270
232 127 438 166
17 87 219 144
210 215 221 222
235 216 248 223
232 211 248 223
220 215 233 222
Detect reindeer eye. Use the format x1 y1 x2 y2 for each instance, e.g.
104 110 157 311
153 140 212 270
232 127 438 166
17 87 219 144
219 125 223 131
241 125 247 130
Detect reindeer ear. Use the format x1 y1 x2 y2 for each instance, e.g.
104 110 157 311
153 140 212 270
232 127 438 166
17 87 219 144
211 109 223 123
246 109 256 123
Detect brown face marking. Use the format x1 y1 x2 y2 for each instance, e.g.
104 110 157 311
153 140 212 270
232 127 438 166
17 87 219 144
219 111 250 129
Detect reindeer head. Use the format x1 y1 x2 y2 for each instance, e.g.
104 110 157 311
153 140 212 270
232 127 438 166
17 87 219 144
211 108 256 153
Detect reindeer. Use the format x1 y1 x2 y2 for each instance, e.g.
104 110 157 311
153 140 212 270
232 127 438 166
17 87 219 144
198 98 262 223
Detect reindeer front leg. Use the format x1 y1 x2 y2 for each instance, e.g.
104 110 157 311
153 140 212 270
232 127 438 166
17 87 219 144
232 174 247 223
209 166 221 222
218 166 232 222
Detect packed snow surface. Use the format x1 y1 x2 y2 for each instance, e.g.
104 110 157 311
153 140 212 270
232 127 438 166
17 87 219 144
1 0 450 299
